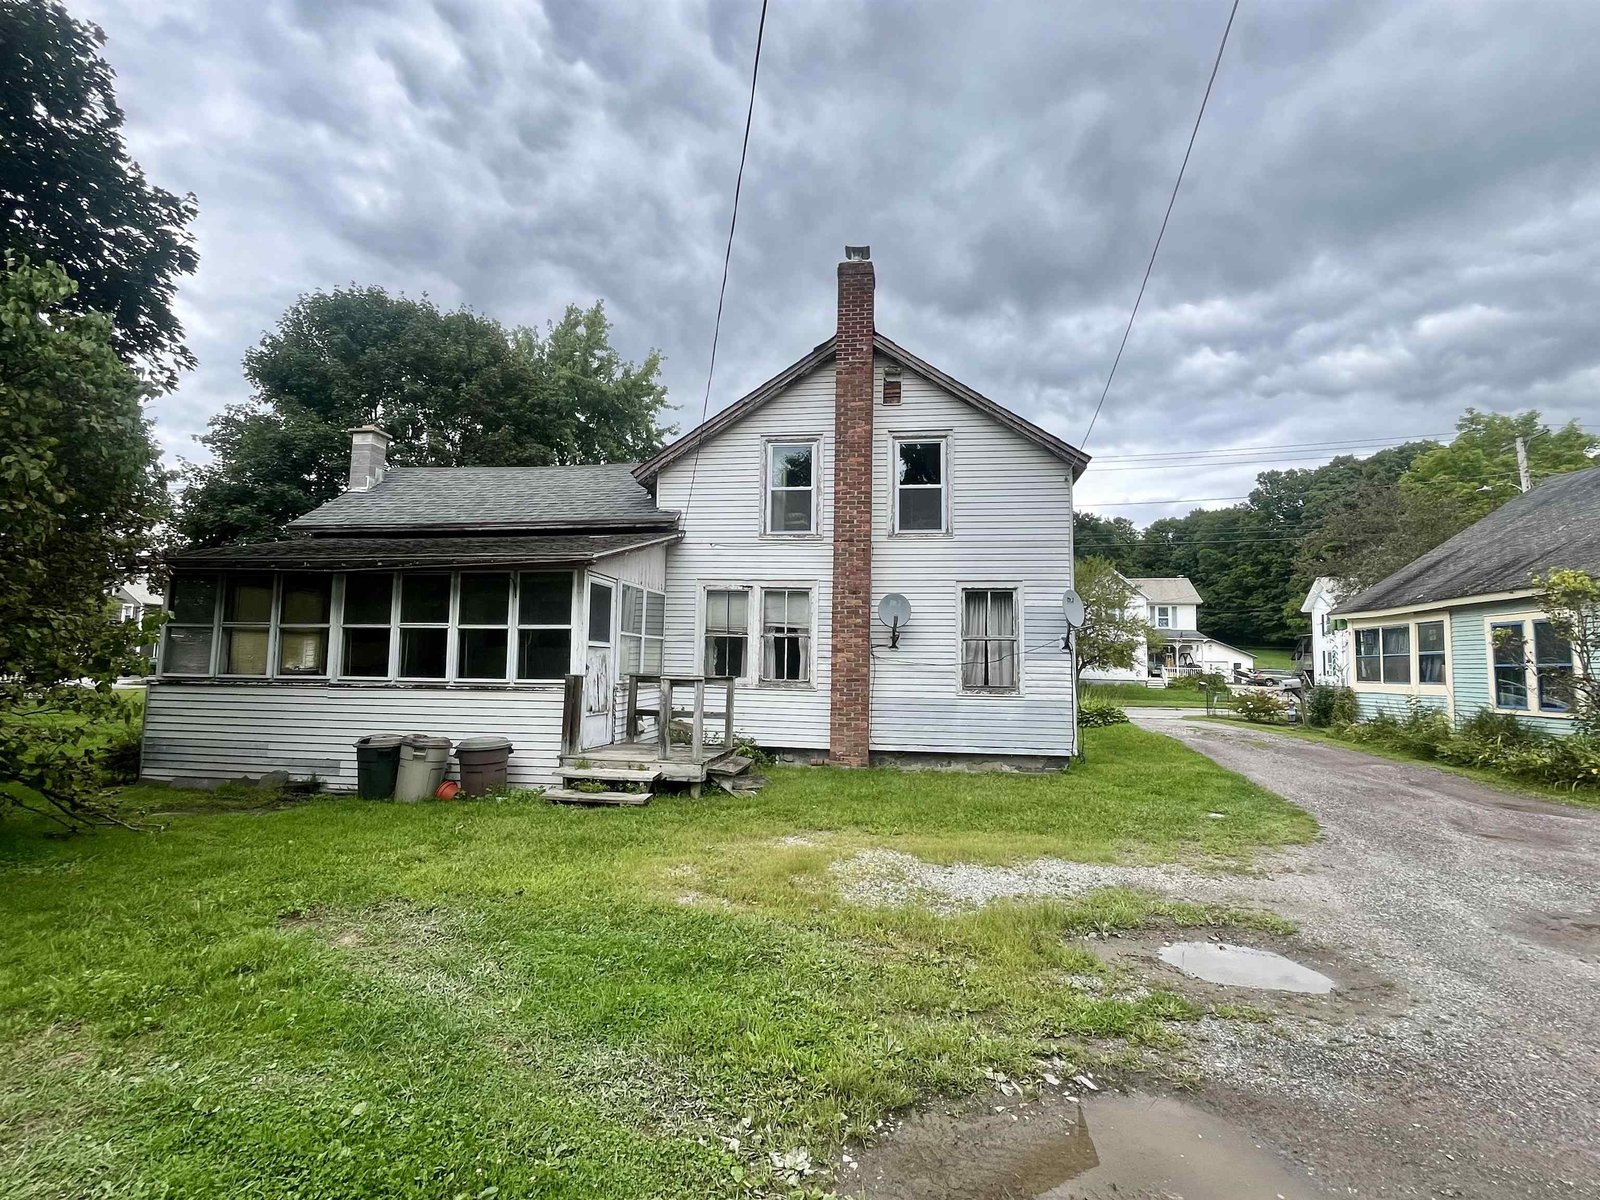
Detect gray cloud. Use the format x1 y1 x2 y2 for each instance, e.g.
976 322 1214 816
78 0 1600 520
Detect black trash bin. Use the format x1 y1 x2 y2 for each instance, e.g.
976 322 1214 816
454 736 514 797
353 733 404 799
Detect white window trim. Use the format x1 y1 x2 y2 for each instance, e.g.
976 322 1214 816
454 571 516 683
956 581 1025 698
217 572 278 680
1482 610 1579 719
761 436 822 538
1348 614 1451 695
757 584 816 688
700 582 756 684
515 570 581 681
617 581 667 678
1154 604 1173 629
889 433 951 536
276 572 335 679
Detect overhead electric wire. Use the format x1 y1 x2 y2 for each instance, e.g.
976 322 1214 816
1080 0 1239 449
1091 434 1450 461
681 0 769 519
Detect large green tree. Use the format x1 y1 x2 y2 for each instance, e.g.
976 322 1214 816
0 256 166 825
0 0 198 385
1073 555 1163 674
176 288 673 545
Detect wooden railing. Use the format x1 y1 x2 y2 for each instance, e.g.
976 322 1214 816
626 674 736 760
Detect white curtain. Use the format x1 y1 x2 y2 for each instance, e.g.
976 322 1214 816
961 590 1016 690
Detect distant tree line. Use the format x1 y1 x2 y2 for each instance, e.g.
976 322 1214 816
1075 410 1598 648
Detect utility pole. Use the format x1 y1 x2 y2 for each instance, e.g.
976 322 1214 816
1515 436 1532 493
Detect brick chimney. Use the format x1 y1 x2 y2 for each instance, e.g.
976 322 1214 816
830 246 874 766
346 425 392 492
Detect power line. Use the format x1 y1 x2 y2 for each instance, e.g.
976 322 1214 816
1092 434 1449 461
1080 0 1239 449
682 0 769 520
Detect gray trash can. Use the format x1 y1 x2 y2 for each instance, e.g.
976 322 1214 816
394 734 453 802
455 736 514 797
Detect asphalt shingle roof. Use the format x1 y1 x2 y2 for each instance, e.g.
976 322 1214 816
1129 577 1204 605
1335 465 1600 615
289 463 674 533
169 530 678 571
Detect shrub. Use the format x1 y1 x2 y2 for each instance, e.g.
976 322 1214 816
1332 705 1600 792
1231 690 1289 724
1303 686 1338 728
1330 686 1359 727
1079 700 1130 727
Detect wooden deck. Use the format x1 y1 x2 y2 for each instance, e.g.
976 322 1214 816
561 739 732 783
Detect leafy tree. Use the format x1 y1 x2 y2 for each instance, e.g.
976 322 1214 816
1073 511 1141 567
0 256 166 827
1531 568 1600 733
176 288 673 545
0 0 198 385
1073 556 1163 674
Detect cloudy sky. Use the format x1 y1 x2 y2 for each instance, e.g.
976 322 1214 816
79 0 1600 521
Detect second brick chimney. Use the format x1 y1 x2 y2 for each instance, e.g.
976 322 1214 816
830 246 875 765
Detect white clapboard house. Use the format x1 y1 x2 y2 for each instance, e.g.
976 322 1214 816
144 249 1090 791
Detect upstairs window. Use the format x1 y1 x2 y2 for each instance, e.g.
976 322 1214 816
961 588 1019 693
765 441 817 534
704 588 750 679
761 588 812 684
893 438 947 533
1154 605 1173 629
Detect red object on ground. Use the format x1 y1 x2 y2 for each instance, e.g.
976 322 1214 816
434 780 460 801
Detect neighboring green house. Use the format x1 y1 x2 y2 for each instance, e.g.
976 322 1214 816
1331 465 1599 732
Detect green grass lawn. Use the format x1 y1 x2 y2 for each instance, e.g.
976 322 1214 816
0 725 1314 1198
1242 646 1295 671
1084 682 1216 708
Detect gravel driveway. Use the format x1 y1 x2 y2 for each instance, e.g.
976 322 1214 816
1126 715 1600 1198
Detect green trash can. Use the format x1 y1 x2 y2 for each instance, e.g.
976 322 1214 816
353 734 404 799
455 736 514 797
395 734 453 802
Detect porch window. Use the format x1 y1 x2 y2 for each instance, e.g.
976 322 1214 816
1492 622 1528 709
517 571 573 680
1417 620 1446 685
1354 624 1412 684
341 573 395 678
457 573 511 680
618 584 666 676
162 575 219 675
765 441 816 534
221 574 274 676
1534 619 1574 712
893 438 947 533
961 588 1018 692
277 574 331 676
761 589 811 683
704 589 749 678
398 574 450 679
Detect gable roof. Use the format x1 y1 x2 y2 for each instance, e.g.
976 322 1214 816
1334 465 1600 616
169 530 678 571
289 463 675 535
1300 576 1339 614
632 332 1091 482
1127 576 1203 605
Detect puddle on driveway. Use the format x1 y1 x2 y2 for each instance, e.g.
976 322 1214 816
1158 941 1336 993
846 1092 1328 1199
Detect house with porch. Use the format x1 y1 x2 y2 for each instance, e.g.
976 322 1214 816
142 248 1091 792
1079 575 1255 685
1331 465 1599 728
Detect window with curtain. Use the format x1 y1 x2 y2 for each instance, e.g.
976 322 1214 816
277 574 331 675
894 438 946 532
1417 620 1446 685
765 441 816 534
517 571 573 680
705 589 749 678
1355 624 1414 684
457 573 511 679
961 588 1018 692
1380 626 1411 683
221 574 273 675
341 573 394 677
761 589 811 683
162 575 219 675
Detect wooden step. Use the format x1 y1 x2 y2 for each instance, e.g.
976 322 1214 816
706 754 753 778
545 786 652 807
555 765 661 784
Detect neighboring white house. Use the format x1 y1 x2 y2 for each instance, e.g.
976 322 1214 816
141 249 1092 790
1299 576 1346 685
113 578 163 667
1080 575 1255 685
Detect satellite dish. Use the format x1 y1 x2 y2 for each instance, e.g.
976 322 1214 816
1061 589 1086 629
878 594 911 648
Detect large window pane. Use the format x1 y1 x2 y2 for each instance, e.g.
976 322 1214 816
1354 628 1381 682
1417 620 1446 685
1380 625 1410 684
766 441 815 534
278 630 327 675
770 443 812 487
961 588 1018 691
458 628 508 679
343 628 391 677
459 574 510 625
1492 622 1528 709
401 574 451 623
768 490 813 533
897 441 941 486
1534 619 1573 712
620 584 644 635
164 626 213 674
588 582 612 643
224 575 274 623
519 572 571 625
169 575 218 624
644 593 665 638
400 627 448 678
280 574 331 624
898 488 943 532
705 589 749 678
517 628 571 679
761 589 811 683
223 628 269 675
344 574 394 625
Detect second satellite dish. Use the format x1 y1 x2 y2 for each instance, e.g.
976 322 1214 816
878 593 911 648
1061 589 1086 629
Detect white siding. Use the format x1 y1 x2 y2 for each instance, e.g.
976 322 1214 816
592 541 668 591
870 356 1076 756
143 683 564 790
654 364 837 749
